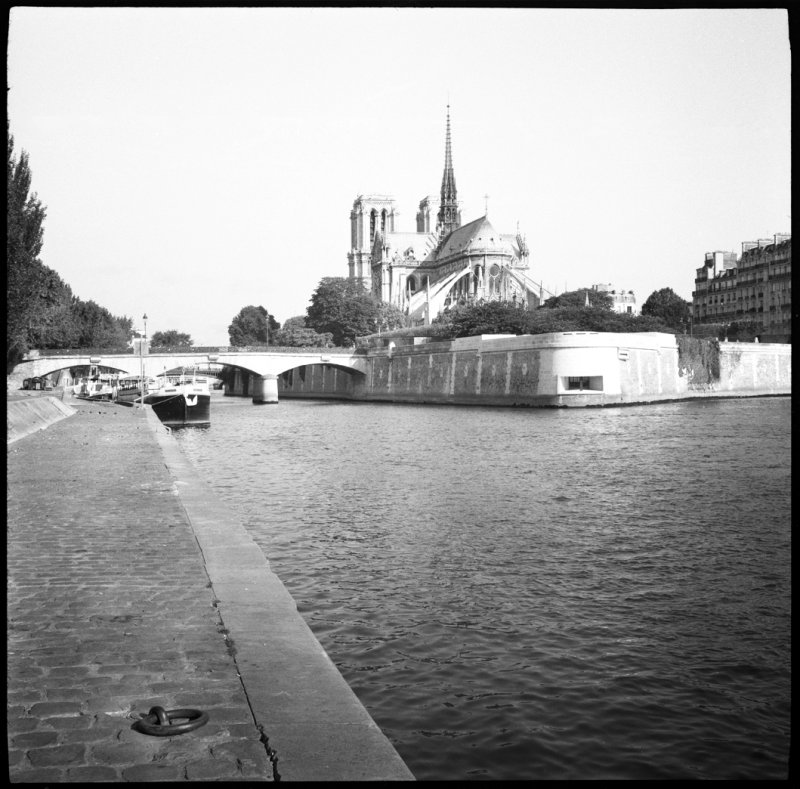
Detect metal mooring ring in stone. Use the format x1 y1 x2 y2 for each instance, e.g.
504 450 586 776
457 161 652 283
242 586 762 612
134 706 209 736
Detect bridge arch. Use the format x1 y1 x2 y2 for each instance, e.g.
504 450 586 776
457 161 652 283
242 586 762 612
275 361 365 403
9 348 367 403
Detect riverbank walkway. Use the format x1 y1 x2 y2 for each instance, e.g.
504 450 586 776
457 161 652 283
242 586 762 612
7 392 414 782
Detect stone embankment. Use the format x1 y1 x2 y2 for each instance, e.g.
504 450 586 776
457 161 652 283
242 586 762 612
7 393 413 782
7 391 75 444
271 333 791 407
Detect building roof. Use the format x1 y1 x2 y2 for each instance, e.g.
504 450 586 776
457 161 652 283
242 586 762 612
380 230 438 262
436 215 515 260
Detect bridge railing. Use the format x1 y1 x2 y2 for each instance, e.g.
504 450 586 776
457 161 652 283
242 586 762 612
24 345 366 358
24 347 134 358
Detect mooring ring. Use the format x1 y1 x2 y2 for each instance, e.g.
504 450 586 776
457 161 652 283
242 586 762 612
151 706 170 727
135 706 209 736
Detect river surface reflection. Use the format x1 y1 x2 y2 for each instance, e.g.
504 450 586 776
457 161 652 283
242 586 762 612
174 395 791 780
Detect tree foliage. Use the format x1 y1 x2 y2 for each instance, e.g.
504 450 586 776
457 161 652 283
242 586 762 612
7 128 47 371
430 301 532 338
431 298 670 339
641 287 691 330
281 315 308 332
228 305 279 346
724 319 761 342
272 316 333 347
150 329 193 348
70 299 133 348
306 277 408 346
7 129 133 365
541 287 614 311
26 267 78 349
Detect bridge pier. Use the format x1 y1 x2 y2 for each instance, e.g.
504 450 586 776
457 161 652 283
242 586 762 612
252 374 279 404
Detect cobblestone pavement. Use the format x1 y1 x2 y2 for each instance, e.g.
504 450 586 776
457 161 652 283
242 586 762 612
7 397 273 782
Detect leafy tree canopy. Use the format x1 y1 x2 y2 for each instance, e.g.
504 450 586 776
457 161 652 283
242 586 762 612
721 319 760 342
281 315 308 332
71 299 133 349
641 287 691 330
7 127 47 371
273 324 334 348
541 288 614 310
25 266 78 350
431 301 531 338
272 316 333 347
7 128 134 364
150 329 193 348
431 299 670 339
306 277 408 346
228 305 279 346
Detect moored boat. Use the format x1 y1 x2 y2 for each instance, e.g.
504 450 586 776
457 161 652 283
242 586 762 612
73 374 116 401
114 369 211 428
113 375 157 406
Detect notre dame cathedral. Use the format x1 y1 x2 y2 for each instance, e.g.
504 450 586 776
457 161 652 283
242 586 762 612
347 107 541 325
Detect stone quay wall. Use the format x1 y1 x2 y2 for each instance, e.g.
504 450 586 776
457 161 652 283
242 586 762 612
7 393 76 443
275 332 790 407
7 396 414 782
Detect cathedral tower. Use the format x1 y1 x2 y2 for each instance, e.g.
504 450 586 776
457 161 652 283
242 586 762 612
348 195 396 287
436 105 461 238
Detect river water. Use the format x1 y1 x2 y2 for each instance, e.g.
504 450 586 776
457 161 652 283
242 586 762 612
173 394 791 780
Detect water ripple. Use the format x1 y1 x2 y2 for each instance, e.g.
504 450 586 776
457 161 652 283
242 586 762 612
175 395 791 780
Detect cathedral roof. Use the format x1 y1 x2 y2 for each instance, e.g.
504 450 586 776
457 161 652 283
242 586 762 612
436 215 515 259
381 230 438 262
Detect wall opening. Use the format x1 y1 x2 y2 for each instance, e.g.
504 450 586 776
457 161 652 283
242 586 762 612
563 375 604 392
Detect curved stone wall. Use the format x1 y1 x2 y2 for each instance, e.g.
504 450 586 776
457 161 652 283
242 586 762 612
7 395 75 444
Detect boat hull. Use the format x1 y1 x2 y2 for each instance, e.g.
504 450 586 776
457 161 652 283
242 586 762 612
113 374 211 427
145 392 211 428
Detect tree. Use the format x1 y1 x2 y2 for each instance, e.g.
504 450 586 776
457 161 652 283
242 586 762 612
150 330 193 348
725 319 761 342
71 298 132 348
228 305 279 346
26 266 79 349
641 288 691 330
306 278 373 346
272 316 333 347
281 315 308 332
430 298 673 339
376 301 408 333
431 301 531 338
306 277 408 346
541 287 614 310
7 128 47 371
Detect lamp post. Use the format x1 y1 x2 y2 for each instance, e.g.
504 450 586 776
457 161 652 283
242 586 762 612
139 313 148 408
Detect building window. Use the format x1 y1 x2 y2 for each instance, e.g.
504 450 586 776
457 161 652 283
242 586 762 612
562 375 604 393
567 376 591 390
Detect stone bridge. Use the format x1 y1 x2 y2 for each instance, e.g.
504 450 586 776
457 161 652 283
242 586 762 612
9 348 367 403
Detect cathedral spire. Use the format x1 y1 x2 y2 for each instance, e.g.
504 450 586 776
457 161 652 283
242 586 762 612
437 104 460 237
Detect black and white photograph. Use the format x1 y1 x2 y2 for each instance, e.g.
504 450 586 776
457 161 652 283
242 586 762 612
7 7 790 781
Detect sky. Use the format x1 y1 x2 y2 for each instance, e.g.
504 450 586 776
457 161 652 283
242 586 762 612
8 7 791 346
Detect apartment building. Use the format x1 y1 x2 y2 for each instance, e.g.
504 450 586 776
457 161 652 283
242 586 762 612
693 233 791 342
591 283 639 315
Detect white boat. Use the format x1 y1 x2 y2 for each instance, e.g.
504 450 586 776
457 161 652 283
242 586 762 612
73 374 116 401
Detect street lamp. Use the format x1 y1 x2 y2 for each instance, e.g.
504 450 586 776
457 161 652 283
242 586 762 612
139 313 148 409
